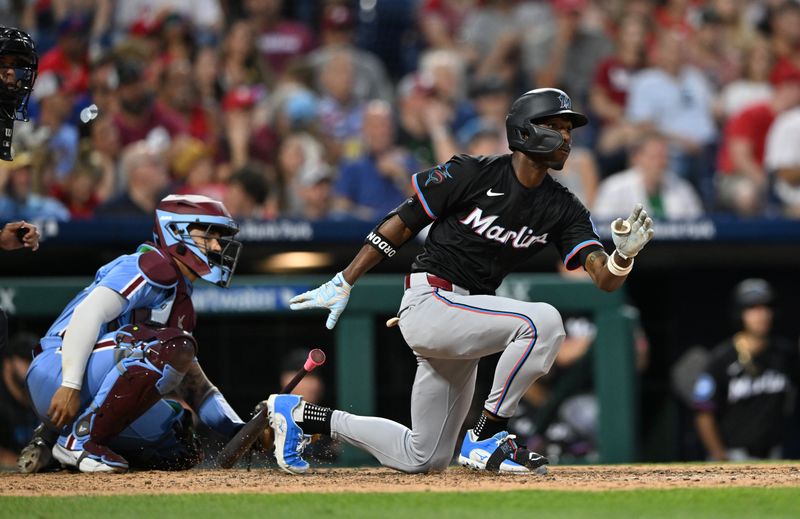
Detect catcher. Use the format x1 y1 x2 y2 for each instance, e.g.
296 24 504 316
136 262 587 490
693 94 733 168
18 195 246 473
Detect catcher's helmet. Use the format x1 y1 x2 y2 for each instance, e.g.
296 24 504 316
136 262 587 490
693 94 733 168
153 194 242 288
0 27 38 121
505 88 588 154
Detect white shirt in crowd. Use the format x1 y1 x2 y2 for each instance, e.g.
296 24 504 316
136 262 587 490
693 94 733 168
764 107 800 206
627 66 717 145
592 167 704 220
718 80 773 118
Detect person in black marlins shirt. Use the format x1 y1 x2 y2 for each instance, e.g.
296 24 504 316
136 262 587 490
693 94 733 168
693 279 800 461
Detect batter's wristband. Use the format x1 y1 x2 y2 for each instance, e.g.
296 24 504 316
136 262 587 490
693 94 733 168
615 248 633 260
365 230 399 259
607 252 633 277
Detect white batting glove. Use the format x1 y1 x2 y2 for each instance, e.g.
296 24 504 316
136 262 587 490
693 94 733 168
289 272 352 330
611 204 655 259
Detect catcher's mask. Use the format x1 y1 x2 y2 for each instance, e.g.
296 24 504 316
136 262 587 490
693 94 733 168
0 27 38 161
153 194 242 288
505 88 588 155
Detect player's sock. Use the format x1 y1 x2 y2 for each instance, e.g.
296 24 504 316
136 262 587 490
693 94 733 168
299 402 332 435
474 410 509 440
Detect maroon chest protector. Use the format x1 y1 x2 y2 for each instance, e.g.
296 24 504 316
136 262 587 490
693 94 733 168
134 248 197 332
165 274 197 332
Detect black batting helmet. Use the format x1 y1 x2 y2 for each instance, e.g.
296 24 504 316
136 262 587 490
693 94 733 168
0 26 38 122
506 88 588 154
734 278 773 309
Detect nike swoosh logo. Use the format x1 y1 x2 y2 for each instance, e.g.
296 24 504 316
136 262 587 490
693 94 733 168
486 189 504 197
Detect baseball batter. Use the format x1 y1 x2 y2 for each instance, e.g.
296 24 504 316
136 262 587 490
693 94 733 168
269 88 655 474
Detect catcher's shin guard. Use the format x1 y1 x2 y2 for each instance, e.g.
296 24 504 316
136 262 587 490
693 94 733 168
87 329 196 444
59 330 196 472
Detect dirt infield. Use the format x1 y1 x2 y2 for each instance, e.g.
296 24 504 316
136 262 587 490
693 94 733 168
2 464 799 496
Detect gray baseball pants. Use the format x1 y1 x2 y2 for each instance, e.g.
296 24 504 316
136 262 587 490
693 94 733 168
330 274 566 473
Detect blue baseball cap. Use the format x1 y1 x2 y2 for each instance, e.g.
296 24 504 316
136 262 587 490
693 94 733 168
284 90 319 127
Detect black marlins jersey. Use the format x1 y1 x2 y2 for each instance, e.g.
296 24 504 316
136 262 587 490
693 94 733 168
396 154 603 294
692 337 799 455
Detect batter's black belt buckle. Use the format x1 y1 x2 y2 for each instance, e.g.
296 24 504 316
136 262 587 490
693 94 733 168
404 273 470 295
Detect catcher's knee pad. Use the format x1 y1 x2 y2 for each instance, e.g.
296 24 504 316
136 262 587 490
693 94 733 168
143 328 196 373
115 325 197 394
116 324 197 371
144 330 196 394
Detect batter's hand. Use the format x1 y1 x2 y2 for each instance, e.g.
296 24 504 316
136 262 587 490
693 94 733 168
289 272 352 329
611 204 654 259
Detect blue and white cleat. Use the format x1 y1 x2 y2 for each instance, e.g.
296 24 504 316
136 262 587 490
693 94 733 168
458 429 549 475
267 394 310 475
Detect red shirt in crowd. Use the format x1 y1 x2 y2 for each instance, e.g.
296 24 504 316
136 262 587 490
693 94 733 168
38 47 90 94
216 124 279 167
50 184 100 220
420 0 470 37
770 57 800 88
654 2 700 36
186 106 213 144
153 100 213 145
592 56 638 124
113 106 188 147
255 22 314 76
716 102 775 175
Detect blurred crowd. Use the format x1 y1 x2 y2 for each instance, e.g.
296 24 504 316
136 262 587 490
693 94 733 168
2 0 800 223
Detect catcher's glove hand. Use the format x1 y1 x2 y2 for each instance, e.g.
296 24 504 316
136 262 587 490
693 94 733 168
611 204 655 259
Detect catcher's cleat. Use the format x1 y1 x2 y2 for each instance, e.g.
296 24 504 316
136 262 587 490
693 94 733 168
52 440 129 473
17 437 54 474
17 424 59 473
458 429 549 474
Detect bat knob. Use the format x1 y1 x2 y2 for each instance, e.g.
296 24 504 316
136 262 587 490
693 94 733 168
305 349 326 371
613 219 631 235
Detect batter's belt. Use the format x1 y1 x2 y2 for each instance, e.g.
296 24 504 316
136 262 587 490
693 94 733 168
403 272 470 295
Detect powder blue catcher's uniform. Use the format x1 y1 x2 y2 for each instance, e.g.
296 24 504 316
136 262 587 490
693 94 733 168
27 245 201 458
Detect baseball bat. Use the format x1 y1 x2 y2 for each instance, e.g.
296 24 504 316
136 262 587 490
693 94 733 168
216 348 326 469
